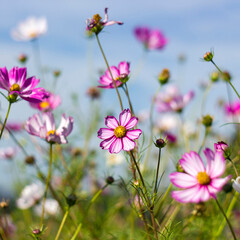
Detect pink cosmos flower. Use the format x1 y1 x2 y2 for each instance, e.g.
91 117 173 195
25 112 73 144
99 61 130 89
30 91 61 111
134 26 167 50
155 85 194 113
6 122 23 132
97 109 142 153
169 143 231 203
0 67 47 103
0 147 17 160
86 8 123 34
225 100 240 119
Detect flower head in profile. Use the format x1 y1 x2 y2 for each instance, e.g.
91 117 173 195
11 17 47 41
25 112 73 144
30 91 61 111
99 61 130 89
86 8 123 35
134 26 167 50
97 109 142 153
169 143 231 203
0 67 47 103
155 85 194 113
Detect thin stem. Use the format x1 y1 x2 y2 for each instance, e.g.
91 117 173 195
55 209 69 240
211 60 240 100
154 148 161 197
40 143 53 228
198 127 209 154
70 223 82 240
150 210 159 240
123 83 134 114
229 159 239 177
0 102 11 139
95 34 123 111
215 197 237 240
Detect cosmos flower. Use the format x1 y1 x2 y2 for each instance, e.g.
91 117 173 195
0 147 17 160
30 91 61 111
155 85 194 113
97 109 142 153
86 8 123 35
11 17 47 41
224 100 240 122
134 26 167 50
99 61 130 89
0 67 47 103
16 182 44 209
169 143 231 203
25 112 73 144
105 152 124 166
34 199 59 217
6 122 23 132
232 177 240 193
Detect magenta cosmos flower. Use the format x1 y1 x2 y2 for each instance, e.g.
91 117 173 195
0 67 46 103
97 109 142 153
99 61 130 89
86 8 123 35
25 112 73 144
134 26 167 50
155 85 194 113
30 91 61 111
169 143 231 203
225 100 240 117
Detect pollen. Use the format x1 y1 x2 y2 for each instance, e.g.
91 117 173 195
114 126 126 138
197 172 211 185
93 14 102 24
47 130 56 137
10 83 20 92
29 32 37 38
40 101 50 109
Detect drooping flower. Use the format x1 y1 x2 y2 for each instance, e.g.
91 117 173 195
98 61 130 89
134 26 167 50
16 182 44 209
155 85 194 113
11 17 47 41
25 112 73 144
232 177 240 193
97 109 142 154
0 147 17 160
0 67 47 103
86 8 123 35
169 143 231 203
30 91 61 111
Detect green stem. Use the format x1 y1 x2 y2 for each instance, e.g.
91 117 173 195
70 223 82 240
95 34 124 111
215 197 237 240
40 143 53 228
123 83 134 114
154 148 161 198
198 127 209 154
0 102 11 139
55 209 69 240
211 60 240 100
150 210 159 240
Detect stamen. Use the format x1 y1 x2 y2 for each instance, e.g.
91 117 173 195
93 14 102 24
114 126 126 138
47 130 56 137
197 172 211 185
10 83 20 92
40 101 50 109
29 32 37 38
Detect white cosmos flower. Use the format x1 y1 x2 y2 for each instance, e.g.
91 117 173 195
34 199 59 217
232 177 240 193
156 114 178 132
11 17 47 41
106 152 124 166
16 182 44 209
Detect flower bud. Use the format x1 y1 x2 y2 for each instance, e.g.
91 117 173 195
222 71 231 82
7 94 18 103
32 229 41 235
192 202 206 216
158 68 170 85
66 193 77 208
86 87 101 100
25 155 35 165
106 176 114 185
53 70 61 77
210 71 219 82
222 182 233 193
203 51 214 62
0 199 9 209
176 162 185 173
154 138 166 148
18 54 28 64
202 114 213 127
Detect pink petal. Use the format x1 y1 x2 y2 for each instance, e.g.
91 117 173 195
103 20 123 26
179 151 205 177
171 185 200 203
125 117 138 130
105 116 119 129
118 61 130 75
106 66 119 80
209 151 226 178
42 112 55 131
0 67 10 90
97 128 115 140
169 172 198 188
119 109 131 127
209 176 231 192
190 186 211 203
204 148 214 175
100 136 116 150
109 138 123 154
126 129 142 140
122 137 135 151
99 75 112 85
56 114 73 137
20 76 40 91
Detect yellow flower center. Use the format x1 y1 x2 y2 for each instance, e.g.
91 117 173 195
114 126 126 138
29 32 37 38
47 130 56 137
197 172 211 185
93 14 102 24
40 101 50 109
10 83 20 92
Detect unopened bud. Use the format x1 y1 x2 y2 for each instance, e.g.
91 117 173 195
210 71 219 82
25 155 35 165
222 71 231 82
66 194 77 207
86 87 101 100
53 70 61 77
176 162 184 173
202 115 213 127
18 54 28 64
158 68 170 85
203 51 214 62
154 138 166 149
106 176 114 185
32 229 41 235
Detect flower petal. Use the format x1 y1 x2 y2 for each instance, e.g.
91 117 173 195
169 172 198 188
122 137 135 151
125 117 138 130
118 61 130 75
171 185 200 203
209 151 226 178
105 66 119 80
179 151 205 177
126 129 142 140
119 109 131 127
42 112 55 131
100 136 116 150
204 148 214 175
109 138 123 154
190 186 211 203
210 176 231 192
97 128 115 140
105 116 119 129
